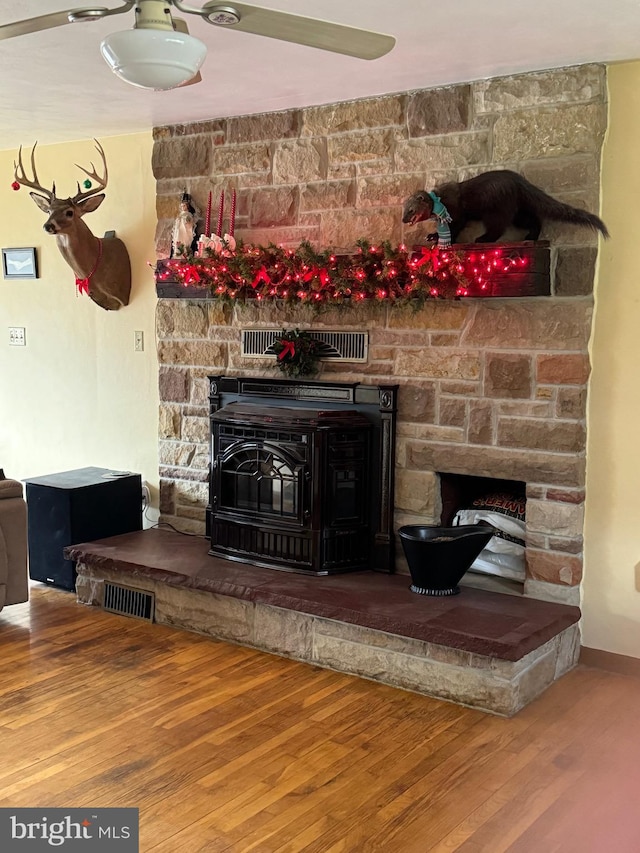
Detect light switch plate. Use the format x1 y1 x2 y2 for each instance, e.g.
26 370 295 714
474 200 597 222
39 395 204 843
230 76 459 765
9 327 26 346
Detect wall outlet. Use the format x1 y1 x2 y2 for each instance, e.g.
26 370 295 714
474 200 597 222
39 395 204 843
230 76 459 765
134 330 144 352
141 481 151 510
9 327 26 346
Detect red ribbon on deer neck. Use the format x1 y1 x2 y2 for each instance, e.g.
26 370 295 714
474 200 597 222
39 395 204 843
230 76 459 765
278 340 296 360
75 239 103 296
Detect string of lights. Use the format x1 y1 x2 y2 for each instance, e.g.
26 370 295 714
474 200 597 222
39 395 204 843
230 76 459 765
155 239 534 303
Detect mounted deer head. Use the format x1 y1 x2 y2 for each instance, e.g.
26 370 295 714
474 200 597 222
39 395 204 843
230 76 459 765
14 140 131 311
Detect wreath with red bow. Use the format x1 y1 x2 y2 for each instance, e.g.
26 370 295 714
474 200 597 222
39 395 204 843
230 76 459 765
272 329 322 378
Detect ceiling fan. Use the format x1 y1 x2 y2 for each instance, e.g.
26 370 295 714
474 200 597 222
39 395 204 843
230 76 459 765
0 1 396 91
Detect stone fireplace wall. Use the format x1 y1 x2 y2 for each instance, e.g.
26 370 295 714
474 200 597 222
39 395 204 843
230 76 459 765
153 64 607 606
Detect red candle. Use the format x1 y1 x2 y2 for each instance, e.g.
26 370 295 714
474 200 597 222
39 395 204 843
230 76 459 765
205 191 212 237
216 191 224 237
229 189 236 238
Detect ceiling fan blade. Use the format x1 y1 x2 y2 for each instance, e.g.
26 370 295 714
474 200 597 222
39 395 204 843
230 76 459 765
0 11 75 40
0 3 135 42
173 17 202 86
200 2 395 60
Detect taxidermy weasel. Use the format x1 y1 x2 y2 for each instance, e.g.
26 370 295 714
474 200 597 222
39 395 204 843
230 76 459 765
402 170 609 243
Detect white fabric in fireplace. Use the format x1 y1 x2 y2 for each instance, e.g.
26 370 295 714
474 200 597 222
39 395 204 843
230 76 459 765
453 493 526 582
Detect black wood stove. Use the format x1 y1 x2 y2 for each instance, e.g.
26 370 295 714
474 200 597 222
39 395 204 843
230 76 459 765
207 377 398 575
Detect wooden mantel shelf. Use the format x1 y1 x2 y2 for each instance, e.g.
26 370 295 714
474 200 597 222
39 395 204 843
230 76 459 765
155 241 551 301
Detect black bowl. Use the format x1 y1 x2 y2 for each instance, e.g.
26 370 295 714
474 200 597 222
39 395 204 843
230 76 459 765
398 524 495 596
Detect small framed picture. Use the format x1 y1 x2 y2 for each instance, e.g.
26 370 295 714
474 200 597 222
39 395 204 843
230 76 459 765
2 247 38 280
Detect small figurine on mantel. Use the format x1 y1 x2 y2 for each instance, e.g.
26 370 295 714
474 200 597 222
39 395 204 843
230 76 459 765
171 191 200 258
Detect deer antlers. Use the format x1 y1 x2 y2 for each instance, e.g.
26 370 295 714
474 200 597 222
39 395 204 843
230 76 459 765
13 141 54 203
13 139 108 203
72 139 108 203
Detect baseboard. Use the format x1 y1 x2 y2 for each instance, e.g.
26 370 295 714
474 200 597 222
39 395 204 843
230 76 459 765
580 646 640 678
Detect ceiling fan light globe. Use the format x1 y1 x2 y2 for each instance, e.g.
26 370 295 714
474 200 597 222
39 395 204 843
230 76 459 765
100 29 207 90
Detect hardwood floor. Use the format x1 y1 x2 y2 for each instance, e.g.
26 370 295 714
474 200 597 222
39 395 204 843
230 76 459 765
1 585 638 852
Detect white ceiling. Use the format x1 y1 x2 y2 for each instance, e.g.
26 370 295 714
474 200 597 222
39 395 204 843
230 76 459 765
1 0 640 153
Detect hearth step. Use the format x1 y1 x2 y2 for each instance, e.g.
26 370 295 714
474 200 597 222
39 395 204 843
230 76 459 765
103 581 155 622
68 529 581 716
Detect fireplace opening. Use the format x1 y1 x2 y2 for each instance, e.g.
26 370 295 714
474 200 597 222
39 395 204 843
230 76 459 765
439 473 527 586
207 377 398 576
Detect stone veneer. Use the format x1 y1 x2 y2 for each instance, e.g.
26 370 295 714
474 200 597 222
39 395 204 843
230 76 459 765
153 64 607 607
76 562 579 716
69 528 581 716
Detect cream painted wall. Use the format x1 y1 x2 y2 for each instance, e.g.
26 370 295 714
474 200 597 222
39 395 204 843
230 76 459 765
0 133 159 524
583 62 640 657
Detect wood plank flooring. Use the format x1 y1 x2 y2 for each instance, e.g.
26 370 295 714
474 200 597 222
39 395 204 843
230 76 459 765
0 585 638 852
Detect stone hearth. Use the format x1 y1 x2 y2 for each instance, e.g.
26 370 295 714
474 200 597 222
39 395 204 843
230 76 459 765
68 528 581 716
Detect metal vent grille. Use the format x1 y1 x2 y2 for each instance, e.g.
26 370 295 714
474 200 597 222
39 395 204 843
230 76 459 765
241 330 368 362
103 582 154 622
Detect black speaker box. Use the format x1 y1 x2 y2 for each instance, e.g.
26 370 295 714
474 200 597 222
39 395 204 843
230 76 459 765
25 466 143 591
